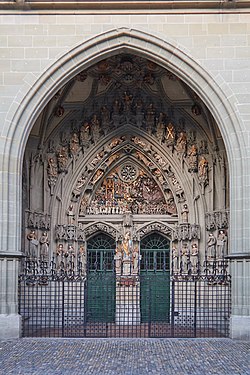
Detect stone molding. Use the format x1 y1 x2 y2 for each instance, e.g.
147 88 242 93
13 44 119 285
0 0 248 13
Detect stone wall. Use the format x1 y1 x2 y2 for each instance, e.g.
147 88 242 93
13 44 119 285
0 8 249 339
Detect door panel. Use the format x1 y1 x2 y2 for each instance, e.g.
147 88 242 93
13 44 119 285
140 234 170 323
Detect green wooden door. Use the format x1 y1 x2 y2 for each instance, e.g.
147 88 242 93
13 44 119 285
140 234 170 323
86 234 116 323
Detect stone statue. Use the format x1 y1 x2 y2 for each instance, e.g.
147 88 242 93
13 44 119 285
181 243 189 273
112 99 121 127
114 243 122 274
101 106 110 135
27 230 39 258
91 115 101 144
188 144 198 172
165 122 175 146
172 246 179 273
207 233 216 260
135 98 144 127
39 231 49 261
146 103 155 135
198 156 209 191
181 204 189 223
80 121 91 148
69 132 80 157
176 131 187 155
67 204 75 224
79 245 86 274
190 243 198 273
155 113 165 143
217 230 227 259
132 244 140 274
56 243 64 269
57 146 68 173
47 157 58 194
121 232 133 275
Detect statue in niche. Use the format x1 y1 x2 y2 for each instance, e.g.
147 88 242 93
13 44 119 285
57 146 68 173
165 122 175 146
80 121 91 148
176 131 187 155
114 243 122 274
181 243 189 273
199 139 208 155
39 231 49 261
56 243 64 269
47 157 58 194
67 204 75 225
79 192 90 216
181 203 189 223
155 113 165 144
68 244 75 258
145 103 155 135
91 115 101 144
121 232 133 275
132 244 140 274
198 156 209 192
79 245 86 274
123 91 133 113
172 246 179 273
207 233 217 260
135 98 144 127
27 230 39 258
101 106 110 135
217 230 227 259
112 99 121 128
190 243 198 273
188 144 198 172
69 132 80 157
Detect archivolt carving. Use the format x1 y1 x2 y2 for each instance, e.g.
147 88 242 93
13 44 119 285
137 222 173 239
83 222 118 239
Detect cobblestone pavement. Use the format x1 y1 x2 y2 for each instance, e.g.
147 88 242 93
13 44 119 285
0 338 249 375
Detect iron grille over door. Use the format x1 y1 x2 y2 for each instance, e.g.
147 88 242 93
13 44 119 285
19 232 231 338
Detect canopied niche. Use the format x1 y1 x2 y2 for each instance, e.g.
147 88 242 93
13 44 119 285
23 53 229 271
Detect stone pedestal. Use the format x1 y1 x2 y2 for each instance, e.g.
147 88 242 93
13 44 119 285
229 255 250 340
0 255 22 339
116 280 140 325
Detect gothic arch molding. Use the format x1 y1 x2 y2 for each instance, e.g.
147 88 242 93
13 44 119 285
2 27 244 253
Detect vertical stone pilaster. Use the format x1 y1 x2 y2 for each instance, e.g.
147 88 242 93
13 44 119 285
0 255 22 338
229 256 250 340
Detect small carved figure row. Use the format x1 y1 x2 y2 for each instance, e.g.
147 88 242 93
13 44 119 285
172 243 199 274
206 230 227 260
26 230 49 260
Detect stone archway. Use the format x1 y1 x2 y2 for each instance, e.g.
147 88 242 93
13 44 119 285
1 28 246 338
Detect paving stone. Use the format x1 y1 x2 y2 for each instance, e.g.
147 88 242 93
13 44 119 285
0 338 249 375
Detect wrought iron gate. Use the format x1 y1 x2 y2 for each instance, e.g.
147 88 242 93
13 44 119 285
19 259 231 338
